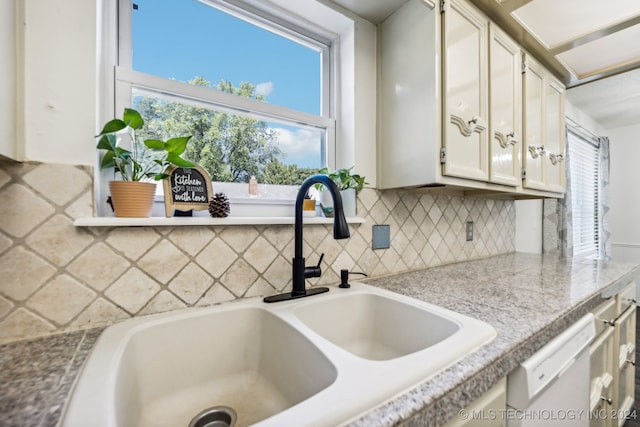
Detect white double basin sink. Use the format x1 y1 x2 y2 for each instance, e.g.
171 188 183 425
61 282 496 427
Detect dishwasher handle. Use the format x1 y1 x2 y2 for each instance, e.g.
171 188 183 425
556 356 577 378
507 314 595 407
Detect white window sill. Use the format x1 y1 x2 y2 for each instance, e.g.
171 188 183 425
73 216 366 227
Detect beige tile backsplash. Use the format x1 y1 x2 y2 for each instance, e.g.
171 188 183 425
0 159 516 343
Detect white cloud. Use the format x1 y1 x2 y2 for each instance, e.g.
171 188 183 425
273 127 321 165
255 81 274 97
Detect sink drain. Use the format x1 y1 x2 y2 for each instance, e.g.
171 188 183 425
188 406 237 427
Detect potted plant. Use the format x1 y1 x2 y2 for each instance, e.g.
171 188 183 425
97 108 193 217
315 166 367 217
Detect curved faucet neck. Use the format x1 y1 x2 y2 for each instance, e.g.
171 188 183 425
294 175 350 258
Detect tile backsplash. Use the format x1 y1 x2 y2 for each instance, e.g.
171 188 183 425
0 159 515 344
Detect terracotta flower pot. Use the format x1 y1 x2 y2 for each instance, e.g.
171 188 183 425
109 181 156 218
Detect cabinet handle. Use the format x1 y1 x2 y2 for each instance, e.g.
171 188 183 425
627 359 636 366
495 131 518 149
601 396 613 405
549 153 564 165
528 145 545 159
628 298 637 304
603 319 615 327
450 114 486 137
466 116 479 135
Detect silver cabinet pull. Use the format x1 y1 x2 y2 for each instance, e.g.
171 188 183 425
495 131 518 149
549 153 564 166
528 145 545 159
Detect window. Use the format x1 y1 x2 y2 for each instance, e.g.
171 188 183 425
568 128 600 258
115 0 334 199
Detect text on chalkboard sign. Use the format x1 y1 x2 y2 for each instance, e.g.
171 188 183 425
163 164 213 217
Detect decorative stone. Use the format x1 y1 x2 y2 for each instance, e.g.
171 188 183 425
26 275 96 325
0 246 56 301
0 184 55 238
23 164 91 206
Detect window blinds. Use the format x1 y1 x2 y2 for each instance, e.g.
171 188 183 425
568 130 600 258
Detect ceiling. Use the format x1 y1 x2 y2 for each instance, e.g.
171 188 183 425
328 0 640 130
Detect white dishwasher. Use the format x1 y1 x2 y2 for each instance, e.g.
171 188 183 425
507 313 596 426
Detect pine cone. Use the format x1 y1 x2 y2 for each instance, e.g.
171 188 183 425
208 192 230 218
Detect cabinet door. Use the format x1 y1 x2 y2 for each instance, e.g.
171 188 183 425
522 57 546 191
616 281 636 315
614 305 636 426
590 327 615 427
489 24 521 186
442 0 489 182
443 377 506 427
544 79 565 193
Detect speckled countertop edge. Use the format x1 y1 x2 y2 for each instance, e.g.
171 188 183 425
0 253 638 427
0 327 103 427
344 253 640 427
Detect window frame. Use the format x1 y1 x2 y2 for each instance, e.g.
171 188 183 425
105 0 337 215
567 126 601 258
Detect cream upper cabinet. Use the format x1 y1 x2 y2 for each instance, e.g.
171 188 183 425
522 55 566 192
488 24 521 187
378 0 564 197
544 79 566 192
442 0 489 182
522 57 546 190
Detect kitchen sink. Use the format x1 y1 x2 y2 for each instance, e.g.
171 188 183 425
293 292 460 360
61 282 496 427
62 306 336 427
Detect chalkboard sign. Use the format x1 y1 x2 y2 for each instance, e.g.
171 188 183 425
163 164 213 217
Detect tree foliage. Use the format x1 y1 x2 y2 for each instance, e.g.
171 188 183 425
135 77 317 184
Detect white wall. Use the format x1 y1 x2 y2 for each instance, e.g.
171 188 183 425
515 199 543 253
608 123 640 263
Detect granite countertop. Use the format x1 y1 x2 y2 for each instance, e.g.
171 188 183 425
0 328 103 427
348 253 640 427
1 253 638 427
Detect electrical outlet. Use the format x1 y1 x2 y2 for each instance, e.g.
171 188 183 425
372 224 391 249
466 221 474 241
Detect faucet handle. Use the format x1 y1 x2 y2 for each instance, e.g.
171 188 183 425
304 253 325 278
315 253 325 269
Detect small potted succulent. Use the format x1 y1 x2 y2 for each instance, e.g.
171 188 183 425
315 166 367 217
97 108 193 217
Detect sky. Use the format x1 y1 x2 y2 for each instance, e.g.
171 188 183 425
131 0 323 168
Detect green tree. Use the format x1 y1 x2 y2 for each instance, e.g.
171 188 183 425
135 77 314 185
262 159 319 185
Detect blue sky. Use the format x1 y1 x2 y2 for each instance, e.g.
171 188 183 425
132 0 321 116
132 0 323 168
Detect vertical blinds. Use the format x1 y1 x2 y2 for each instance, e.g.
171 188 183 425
568 130 600 258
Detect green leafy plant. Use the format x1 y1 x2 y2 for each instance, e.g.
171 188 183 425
97 108 194 181
315 166 367 193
